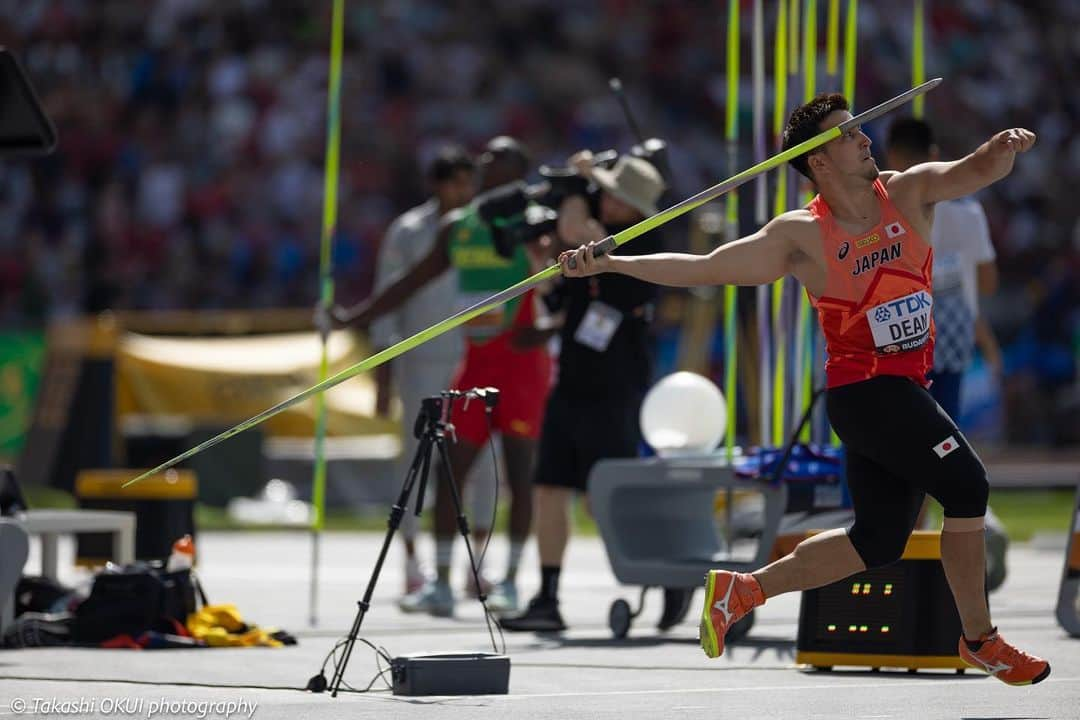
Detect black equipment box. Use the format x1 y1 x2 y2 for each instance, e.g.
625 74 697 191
76 469 197 563
391 653 510 696
796 531 969 671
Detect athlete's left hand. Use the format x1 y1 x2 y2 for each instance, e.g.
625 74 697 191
991 128 1036 154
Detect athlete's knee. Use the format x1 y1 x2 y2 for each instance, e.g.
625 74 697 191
846 524 910 569
935 454 989 519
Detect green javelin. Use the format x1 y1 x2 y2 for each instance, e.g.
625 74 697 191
124 78 943 487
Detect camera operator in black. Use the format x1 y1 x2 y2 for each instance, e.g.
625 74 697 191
500 151 666 632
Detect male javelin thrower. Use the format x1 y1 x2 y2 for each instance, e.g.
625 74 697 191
560 93 1049 685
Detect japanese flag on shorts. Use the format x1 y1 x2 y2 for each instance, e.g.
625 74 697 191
933 435 960 458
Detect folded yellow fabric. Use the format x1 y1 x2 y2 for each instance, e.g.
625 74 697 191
187 604 283 648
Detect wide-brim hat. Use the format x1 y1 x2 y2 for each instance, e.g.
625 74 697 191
589 155 665 217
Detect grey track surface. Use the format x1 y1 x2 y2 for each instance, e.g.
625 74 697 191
3 530 1078 720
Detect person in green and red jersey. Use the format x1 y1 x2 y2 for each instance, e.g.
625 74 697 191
329 136 551 617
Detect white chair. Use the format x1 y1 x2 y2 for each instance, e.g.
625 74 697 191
15 509 136 580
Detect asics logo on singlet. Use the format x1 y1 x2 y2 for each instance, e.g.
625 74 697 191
851 241 902 276
837 241 850 260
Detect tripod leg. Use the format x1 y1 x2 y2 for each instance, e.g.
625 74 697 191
434 434 486 602
326 433 432 696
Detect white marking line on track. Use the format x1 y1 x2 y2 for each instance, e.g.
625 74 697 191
483 675 1078 701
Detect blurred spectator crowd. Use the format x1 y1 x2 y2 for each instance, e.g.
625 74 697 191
0 0 1075 443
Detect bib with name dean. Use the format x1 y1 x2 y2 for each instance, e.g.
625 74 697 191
867 289 933 355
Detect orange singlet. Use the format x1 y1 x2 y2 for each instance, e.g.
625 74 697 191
806 178 934 389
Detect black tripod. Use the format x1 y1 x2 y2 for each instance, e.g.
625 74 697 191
317 388 498 697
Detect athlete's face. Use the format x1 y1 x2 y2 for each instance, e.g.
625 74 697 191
435 168 475 210
812 110 879 182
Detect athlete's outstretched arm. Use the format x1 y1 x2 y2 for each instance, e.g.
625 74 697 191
559 213 797 287
895 128 1036 205
333 211 457 328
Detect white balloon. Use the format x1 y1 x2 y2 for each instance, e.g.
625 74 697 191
640 371 727 456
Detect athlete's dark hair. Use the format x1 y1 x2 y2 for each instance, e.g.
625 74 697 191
782 93 850 180
886 116 934 159
428 144 475 184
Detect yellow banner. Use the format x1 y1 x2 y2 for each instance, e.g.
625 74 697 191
114 331 398 438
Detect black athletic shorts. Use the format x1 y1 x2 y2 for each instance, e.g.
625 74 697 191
534 385 643 492
826 375 989 567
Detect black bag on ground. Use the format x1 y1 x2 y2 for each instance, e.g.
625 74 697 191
72 563 207 643
15 575 74 616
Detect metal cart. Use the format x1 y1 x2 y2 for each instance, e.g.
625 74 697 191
588 455 788 640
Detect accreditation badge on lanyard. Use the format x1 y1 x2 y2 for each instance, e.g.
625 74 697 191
574 300 623 352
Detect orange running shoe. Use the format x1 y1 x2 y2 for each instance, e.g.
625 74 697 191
699 570 764 658
957 629 1051 685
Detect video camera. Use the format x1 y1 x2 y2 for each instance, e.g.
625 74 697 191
475 150 615 258
475 139 664 259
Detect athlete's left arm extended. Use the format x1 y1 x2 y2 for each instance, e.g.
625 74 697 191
897 128 1037 204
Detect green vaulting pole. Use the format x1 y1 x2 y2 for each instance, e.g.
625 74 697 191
912 0 925 119
753 0 770 446
724 0 740 463
844 0 858 105
771 0 789 447
798 0 818 443
789 0 801 77
832 0 858 447
827 0 840 81
124 79 943 487
309 0 345 627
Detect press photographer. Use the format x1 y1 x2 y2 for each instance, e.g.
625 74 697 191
500 149 667 632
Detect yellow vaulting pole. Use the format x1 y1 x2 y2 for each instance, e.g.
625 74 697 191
832 0 859 446
309 0 345 627
912 0 926 118
797 0 818 443
827 0 840 81
789 0 801 76
844 0 858 105
724 0 740 463
771 0 789 447
753 0 770 446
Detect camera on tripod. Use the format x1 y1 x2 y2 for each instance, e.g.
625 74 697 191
316 385 508 698
413 388 500 440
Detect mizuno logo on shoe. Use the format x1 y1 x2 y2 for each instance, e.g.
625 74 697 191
972 657 1012 675
712 578 736 624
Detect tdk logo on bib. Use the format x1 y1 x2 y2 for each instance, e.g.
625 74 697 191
867 290 933 354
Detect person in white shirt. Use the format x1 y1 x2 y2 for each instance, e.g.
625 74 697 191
886 117 1003 420
368 146 498 597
